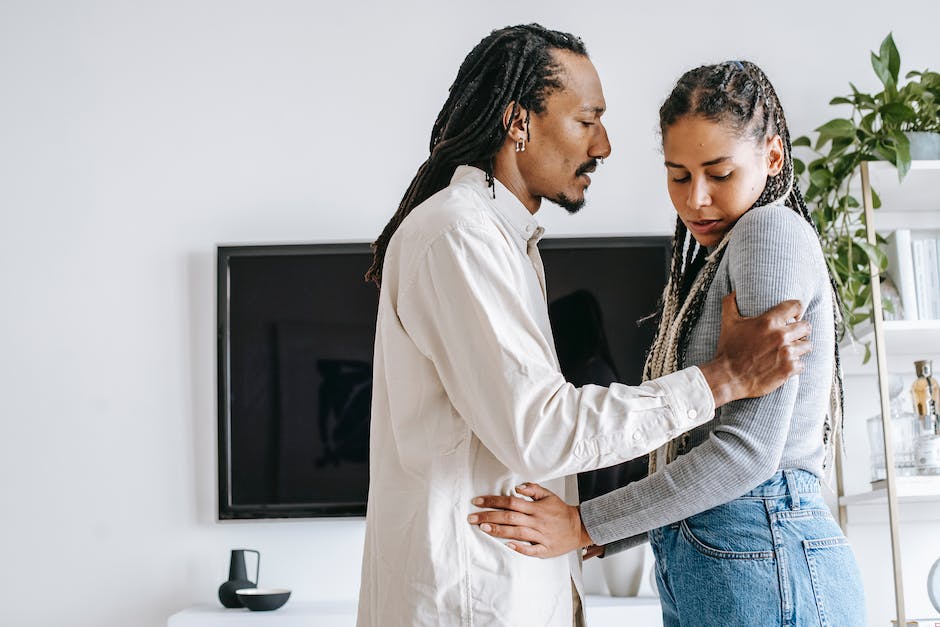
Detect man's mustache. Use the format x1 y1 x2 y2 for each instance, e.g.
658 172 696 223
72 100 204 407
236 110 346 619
576 159 598 177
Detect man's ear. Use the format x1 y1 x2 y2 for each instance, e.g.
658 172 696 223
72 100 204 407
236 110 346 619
501 102 529 142
767 134 785 176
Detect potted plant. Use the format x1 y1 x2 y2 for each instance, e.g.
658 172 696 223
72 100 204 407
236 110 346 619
794 33 940 360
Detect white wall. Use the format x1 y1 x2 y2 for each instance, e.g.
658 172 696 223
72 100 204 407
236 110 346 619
1 1 938 626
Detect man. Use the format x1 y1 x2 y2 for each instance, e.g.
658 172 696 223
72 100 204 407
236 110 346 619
358 24 811 626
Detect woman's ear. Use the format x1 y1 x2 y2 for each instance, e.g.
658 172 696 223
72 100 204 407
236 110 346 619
501 101 529 142
767 134 785 176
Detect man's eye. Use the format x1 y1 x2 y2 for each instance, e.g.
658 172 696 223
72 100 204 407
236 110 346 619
711 172 732 181
671 175 690 183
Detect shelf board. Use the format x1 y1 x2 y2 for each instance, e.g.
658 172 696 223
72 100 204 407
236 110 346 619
859 160 940 216
168 597 663 626
840 320 940 375
868 159 940 172
840 475 940 506
873 211 940 231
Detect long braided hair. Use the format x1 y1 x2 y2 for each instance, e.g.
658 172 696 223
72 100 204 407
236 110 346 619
364 24 588 287
646 60 846 473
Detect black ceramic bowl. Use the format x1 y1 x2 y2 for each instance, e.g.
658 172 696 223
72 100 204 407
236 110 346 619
235 588 291 611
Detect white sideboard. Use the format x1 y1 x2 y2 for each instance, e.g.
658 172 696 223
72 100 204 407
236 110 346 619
168 595 663 627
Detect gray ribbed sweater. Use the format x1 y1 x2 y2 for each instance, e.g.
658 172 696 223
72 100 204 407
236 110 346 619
580 203 835 552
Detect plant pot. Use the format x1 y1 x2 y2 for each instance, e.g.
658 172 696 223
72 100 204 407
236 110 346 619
905 131 940 160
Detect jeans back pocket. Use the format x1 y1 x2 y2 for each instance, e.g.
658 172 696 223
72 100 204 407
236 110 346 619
803 536 866 626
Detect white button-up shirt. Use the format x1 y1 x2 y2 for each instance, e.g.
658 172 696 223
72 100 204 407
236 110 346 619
357 166 715 626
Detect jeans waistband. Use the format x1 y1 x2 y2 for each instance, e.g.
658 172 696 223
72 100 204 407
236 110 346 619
740 469 820 498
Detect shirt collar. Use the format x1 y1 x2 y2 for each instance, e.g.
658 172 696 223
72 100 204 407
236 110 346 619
451 165 545 249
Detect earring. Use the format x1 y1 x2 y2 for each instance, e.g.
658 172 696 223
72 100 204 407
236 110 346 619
515 139 526 153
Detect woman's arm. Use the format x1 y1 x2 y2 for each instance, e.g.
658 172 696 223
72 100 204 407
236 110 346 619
469 205 826 555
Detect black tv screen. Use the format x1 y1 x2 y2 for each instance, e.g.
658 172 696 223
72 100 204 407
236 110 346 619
217 237 670 519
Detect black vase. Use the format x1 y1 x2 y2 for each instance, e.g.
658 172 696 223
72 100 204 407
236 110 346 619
218 549 260 608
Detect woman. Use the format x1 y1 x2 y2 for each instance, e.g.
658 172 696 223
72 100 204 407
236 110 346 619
468 60 866 626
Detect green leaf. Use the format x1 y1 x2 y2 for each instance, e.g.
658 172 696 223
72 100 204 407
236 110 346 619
921 71 940 86
880 33 901 85
810 168 833 188
863 342 872 364
881 102 917 125
858 92 877 107
850 311 872 327
859 284 874 308
872 188 882 209
875 143 897 163
829 96 853 106
858 240 888 271
830 136 855 157
871 53 896 92
792 135 812 148
891 129 911 179
815 118 856 138
850 83 877 108
833 154 858 180
794 159 806 176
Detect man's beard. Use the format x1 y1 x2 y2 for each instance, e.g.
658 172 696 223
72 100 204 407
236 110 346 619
551 193 585 214
551 158 598 213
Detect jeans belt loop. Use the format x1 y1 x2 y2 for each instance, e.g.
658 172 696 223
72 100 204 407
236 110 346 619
784 469 800 510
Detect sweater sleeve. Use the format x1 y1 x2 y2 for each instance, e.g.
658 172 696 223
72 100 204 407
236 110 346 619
581 205 821 548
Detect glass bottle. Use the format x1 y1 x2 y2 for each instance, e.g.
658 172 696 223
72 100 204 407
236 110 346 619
911 361 940 475
868 374 920 481
914 410 940 476
912 360 940 419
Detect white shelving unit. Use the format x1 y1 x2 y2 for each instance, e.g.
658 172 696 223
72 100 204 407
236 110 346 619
167 596 664 627
841 321 940 375
835 158 940 626
840 475 940 506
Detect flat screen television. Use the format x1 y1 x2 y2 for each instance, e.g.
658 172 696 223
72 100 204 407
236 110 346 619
217 236 671 519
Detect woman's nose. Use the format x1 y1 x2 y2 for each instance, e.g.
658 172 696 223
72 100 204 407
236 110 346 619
687 177 711 210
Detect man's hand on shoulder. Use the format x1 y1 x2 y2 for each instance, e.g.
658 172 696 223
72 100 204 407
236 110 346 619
699 292 812 407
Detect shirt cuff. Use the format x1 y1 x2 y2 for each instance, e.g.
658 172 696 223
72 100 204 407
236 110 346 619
653 366 715 431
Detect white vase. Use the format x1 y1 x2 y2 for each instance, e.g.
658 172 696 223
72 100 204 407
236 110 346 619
600 544 657 597
580 552 610 595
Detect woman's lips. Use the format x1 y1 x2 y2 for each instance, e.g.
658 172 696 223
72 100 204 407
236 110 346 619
687 219 723 235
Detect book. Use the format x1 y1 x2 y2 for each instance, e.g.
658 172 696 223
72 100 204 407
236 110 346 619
929 238 940 319
884 229 919 320
913 238 939 320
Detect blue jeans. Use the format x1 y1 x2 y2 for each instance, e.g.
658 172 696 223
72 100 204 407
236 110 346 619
649 470 866 626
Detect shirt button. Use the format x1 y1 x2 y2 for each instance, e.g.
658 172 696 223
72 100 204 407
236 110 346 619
687 409 698 421
633 431 642 441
